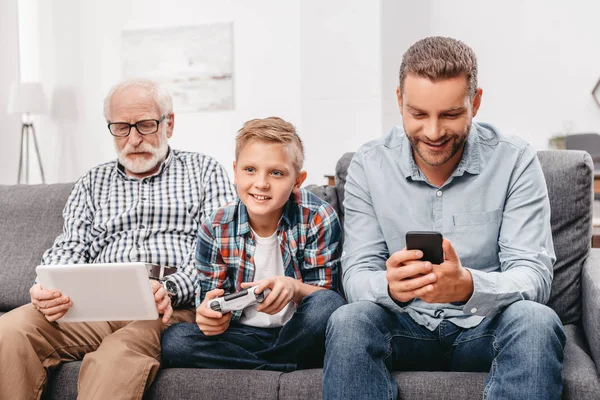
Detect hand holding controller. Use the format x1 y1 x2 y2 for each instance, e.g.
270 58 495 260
206 286 266 313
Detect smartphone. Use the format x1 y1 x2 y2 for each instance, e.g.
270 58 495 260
405 231 444 264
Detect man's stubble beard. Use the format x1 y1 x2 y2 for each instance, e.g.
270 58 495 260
407 123 470 167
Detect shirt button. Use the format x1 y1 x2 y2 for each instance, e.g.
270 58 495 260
436 190 443 197
136 244 141 249
470 307 478 314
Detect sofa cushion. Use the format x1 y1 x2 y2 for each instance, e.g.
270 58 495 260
562 324 600 398
333 152 354 218
0 183 74 311
145 368 283 399
45 362 284 400
538 150 593 325
277 324 598 399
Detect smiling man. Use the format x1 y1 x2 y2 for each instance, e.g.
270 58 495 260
0 79 235 400
322 37 566 400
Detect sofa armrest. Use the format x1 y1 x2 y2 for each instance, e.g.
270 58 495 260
582 248 600 375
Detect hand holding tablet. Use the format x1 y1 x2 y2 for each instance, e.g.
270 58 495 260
35 263 160 322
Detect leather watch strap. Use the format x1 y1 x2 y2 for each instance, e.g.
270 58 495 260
148 264 178 280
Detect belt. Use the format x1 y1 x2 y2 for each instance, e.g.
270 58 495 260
147 264 178 280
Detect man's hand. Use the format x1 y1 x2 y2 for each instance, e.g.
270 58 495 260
242 276 298 315
385 239 474 304
196 288 232 336
30 283 72 322
150 280 173 324
418 239 473 304
386 249 437 303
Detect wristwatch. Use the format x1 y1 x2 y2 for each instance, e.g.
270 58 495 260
162 280 178 298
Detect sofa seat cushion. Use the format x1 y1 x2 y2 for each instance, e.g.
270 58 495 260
45 363 284 400
277 324 598 400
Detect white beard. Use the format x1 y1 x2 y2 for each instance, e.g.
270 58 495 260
116 130 169 174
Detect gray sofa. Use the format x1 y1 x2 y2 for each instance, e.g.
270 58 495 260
0 150 599 399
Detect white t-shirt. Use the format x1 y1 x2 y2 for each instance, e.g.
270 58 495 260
239 229 296 328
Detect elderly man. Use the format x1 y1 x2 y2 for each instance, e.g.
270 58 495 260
0 79 235 400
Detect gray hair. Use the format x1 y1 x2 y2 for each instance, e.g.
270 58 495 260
103 79 173 121
399 36 478 98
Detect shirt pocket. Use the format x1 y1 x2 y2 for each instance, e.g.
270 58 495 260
451 209 502 269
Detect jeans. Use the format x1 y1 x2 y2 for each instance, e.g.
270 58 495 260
162 290 345 372
323 300 566 400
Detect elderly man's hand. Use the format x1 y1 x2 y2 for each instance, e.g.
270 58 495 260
150 280 173 324
30 283 72 322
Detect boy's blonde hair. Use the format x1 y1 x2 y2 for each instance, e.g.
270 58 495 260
235 117 305 173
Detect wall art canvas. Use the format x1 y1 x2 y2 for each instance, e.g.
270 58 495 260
122 23 234 112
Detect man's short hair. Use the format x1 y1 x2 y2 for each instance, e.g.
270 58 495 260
103 79 173 121
235 117 305 173
399 36 478 98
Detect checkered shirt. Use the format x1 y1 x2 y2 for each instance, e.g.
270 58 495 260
40 148 236 307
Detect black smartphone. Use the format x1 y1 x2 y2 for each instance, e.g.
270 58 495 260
405 231 444 264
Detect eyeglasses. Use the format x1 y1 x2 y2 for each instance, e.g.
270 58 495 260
107 115 167 137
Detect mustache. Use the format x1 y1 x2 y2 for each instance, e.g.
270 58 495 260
121 142 157 155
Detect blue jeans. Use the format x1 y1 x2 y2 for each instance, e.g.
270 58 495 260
162 290 345 371
323 300 566 400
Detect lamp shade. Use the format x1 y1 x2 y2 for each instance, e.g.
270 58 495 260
7 82 48 115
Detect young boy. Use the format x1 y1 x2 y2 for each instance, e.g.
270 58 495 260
161 117 345 371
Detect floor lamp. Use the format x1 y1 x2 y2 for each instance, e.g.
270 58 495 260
7 82 47 184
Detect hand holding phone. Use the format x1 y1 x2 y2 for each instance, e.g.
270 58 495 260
405 231 444 264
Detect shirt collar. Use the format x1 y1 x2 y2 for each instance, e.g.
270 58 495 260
115 147 174 181
400 123 482 181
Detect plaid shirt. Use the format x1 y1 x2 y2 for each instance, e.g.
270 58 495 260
195 188 341 320
41 148 236 307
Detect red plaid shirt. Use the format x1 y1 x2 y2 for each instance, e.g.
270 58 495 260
194 188 341 320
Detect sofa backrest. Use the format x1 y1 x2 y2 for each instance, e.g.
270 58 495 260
0 183 74 311
313 150 592 326
0 149 592 325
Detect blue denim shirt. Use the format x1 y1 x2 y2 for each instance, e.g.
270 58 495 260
342 122 555 331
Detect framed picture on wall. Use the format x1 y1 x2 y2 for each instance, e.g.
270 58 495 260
122 23 234 112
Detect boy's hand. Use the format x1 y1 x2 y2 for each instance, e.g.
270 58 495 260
149 280 173 324
30 283 72 322
196 288 232 336
242 276 298 315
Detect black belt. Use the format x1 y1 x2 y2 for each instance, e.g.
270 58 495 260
147 264 178 280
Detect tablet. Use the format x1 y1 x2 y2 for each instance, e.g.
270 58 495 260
35 262 159 322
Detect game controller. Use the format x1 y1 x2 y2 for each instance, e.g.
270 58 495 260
207 286 266 313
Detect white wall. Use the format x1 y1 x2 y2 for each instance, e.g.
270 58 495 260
33 0 303 184
7 0 600 186
0 0 22 185
429 0 600 149
380 0 431 133
300 0 382 183
20 0 384 186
